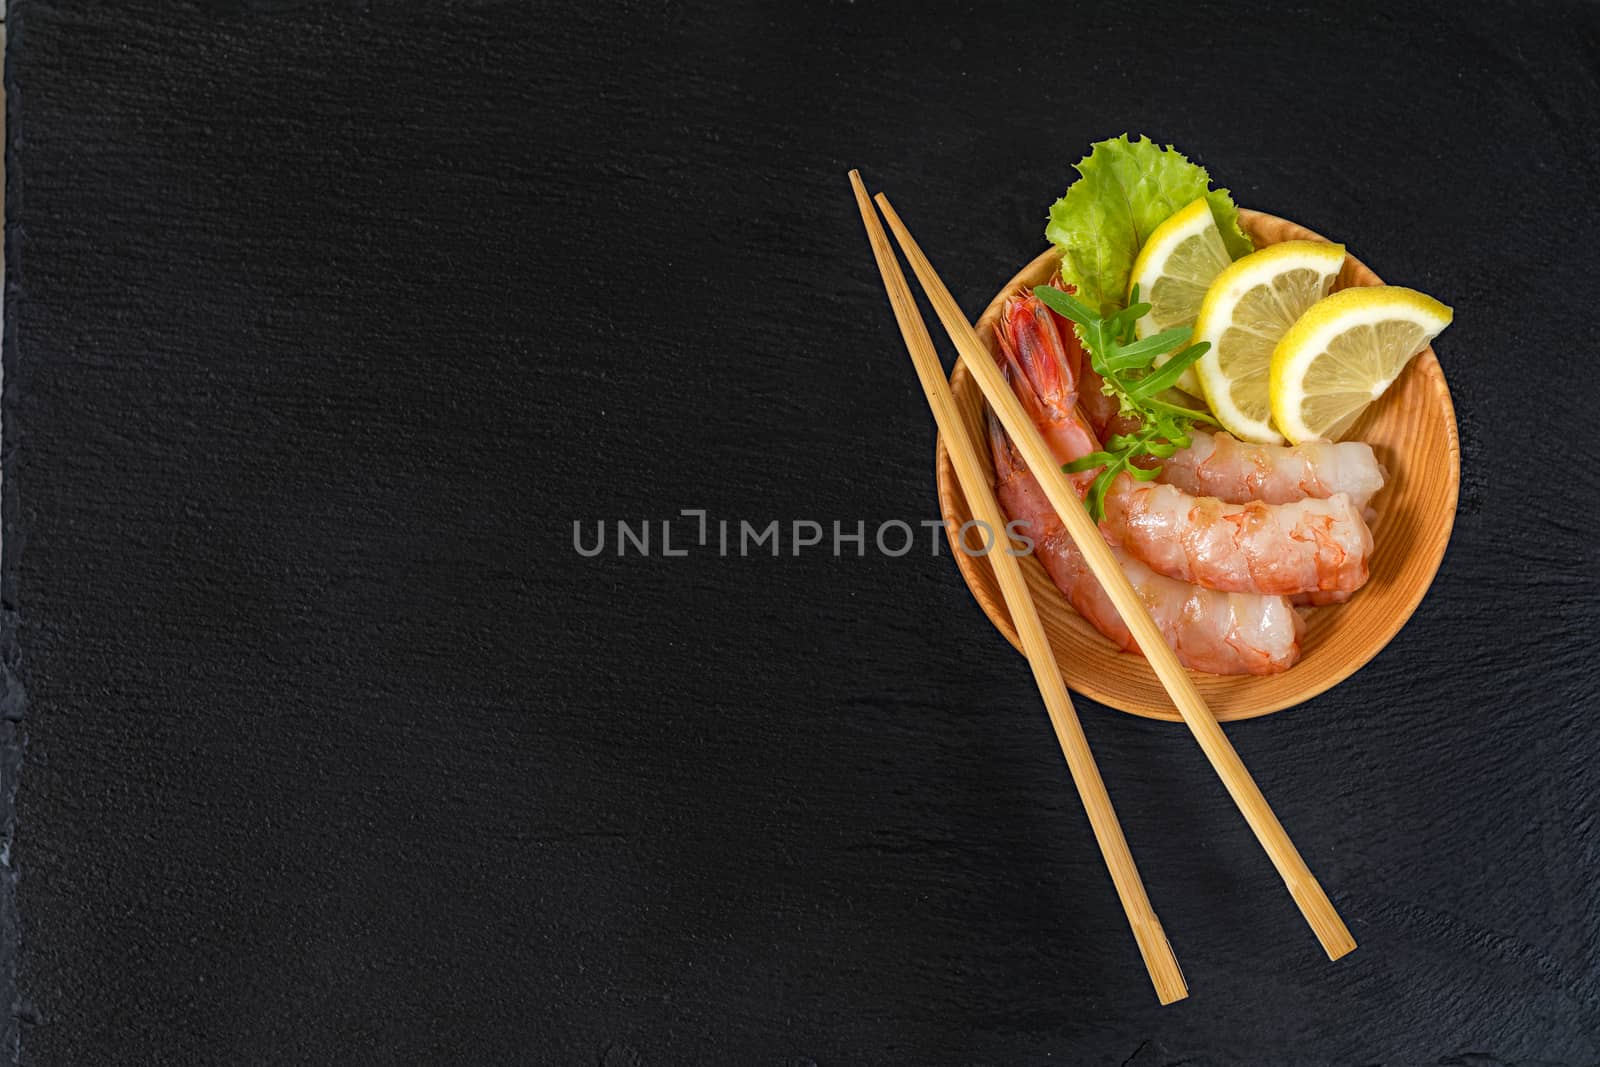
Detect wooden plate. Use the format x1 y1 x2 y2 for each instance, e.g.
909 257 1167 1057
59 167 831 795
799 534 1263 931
935 209 1459 722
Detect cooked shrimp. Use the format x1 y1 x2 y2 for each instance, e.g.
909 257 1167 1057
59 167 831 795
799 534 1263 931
1078 361 1139 442
1159 430 1387 512
988 405 1303 675
1032 279 1129 440
1105 483 1372 596
1031 285 1386 520
1292 589 1352 607
994 284 1099 493
996 288 1375 598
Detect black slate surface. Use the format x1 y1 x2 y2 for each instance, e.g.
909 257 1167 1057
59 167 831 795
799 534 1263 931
5 1 1600 1063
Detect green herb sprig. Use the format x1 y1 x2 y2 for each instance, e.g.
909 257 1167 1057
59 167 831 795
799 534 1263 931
1032 284 1217 521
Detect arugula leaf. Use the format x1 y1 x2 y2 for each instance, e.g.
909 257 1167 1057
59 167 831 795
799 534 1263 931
1127 342 1209 399
1045 134 1252 315
1032 283 1217 521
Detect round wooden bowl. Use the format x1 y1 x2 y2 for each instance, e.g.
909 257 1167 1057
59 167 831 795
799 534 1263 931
936 209 1459 721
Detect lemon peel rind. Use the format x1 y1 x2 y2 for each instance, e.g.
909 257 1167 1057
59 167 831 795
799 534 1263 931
1269 286 1453 444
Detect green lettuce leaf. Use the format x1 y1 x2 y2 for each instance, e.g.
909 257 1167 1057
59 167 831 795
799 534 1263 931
1045 134 1253 316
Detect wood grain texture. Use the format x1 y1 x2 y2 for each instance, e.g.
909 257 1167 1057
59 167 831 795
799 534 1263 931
852 173 1186 1004
6 1 1600 1064
937 211 1458 720
881 194 1354 961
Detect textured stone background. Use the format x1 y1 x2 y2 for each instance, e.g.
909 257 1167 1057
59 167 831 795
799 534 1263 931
4 1 1599 1063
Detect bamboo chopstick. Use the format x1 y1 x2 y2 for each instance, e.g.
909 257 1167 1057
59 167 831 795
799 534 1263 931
872 191 1356 963
850 171 1188 1004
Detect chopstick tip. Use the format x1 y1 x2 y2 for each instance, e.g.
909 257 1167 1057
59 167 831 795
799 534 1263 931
1325 936 1358 962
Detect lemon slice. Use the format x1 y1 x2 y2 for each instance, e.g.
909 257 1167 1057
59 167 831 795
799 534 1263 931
1193 241 1346 443
1128 197 1232 397
1270 286 1452 443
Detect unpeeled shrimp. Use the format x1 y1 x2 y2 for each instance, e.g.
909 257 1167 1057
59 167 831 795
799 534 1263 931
998 288 1375 598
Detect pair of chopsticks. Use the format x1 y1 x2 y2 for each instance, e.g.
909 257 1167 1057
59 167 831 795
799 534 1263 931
849 171 1355 1004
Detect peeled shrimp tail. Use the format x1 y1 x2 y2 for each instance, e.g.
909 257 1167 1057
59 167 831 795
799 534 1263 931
994 289 1376 598
987 406 1304 676
1160 430 1388 511
1292 589 1353 607
1106 479 1374 596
